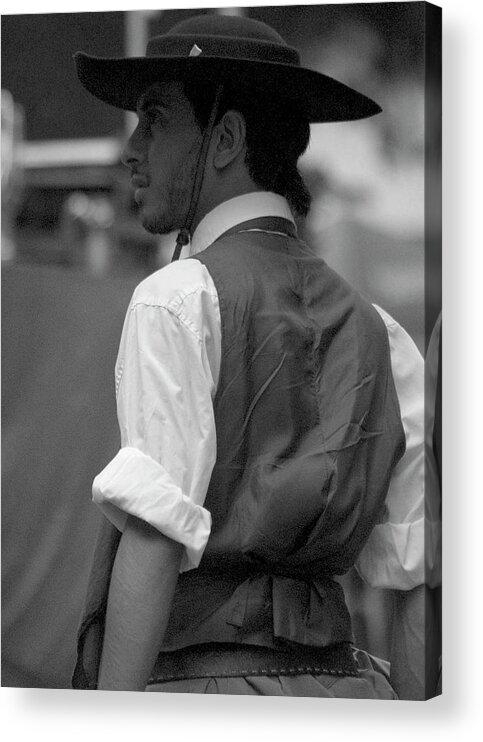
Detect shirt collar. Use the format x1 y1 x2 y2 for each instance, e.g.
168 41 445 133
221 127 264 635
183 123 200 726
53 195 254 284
188 192 295 257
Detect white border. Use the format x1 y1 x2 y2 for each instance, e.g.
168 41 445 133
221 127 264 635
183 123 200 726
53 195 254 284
1 1 482 740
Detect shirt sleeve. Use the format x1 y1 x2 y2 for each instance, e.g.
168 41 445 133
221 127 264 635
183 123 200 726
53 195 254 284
354 306 442 590
92 261 220 573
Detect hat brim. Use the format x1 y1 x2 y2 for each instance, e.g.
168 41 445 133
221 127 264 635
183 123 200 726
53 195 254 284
74 52 381 123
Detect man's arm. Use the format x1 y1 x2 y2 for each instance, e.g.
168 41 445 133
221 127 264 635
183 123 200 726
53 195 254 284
97 515 183 692
389 583 441 700
356 310 441 699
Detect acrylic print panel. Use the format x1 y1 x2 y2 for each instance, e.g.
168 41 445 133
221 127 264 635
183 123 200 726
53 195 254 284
1 2 441 700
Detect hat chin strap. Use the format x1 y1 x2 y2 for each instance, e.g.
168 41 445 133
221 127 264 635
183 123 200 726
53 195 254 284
171 84 224 262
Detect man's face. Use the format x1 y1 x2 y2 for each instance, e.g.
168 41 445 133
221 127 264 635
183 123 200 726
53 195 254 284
122 81 202 234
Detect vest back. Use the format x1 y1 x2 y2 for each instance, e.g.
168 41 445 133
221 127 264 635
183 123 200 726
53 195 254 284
161 221 406 651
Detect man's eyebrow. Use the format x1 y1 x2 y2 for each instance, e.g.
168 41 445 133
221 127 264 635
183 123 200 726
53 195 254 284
137 92 169 113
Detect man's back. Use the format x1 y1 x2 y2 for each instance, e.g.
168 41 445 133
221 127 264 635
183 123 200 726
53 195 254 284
159 219 406 652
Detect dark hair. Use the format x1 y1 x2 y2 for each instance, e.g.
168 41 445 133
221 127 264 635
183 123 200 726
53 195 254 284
183 80 312 217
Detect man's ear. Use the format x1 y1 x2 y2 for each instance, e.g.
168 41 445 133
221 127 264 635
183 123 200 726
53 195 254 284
212 110 247 170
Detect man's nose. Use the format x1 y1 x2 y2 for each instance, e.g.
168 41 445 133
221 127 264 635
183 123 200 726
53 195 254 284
121 126 144 170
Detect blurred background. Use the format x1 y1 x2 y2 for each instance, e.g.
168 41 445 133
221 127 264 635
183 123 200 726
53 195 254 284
1 3 441 689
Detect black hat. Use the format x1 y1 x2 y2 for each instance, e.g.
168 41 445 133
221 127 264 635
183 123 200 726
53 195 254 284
74 14 381 123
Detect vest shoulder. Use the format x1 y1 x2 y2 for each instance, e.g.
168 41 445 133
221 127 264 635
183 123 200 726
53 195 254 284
196 233 388 335
197 229 286 254
196 232 323 273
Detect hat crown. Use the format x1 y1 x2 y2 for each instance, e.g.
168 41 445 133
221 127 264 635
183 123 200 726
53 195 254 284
167 14 286 43
146 14 300 67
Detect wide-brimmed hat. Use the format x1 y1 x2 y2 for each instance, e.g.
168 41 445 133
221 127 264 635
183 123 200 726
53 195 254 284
74 14 381 123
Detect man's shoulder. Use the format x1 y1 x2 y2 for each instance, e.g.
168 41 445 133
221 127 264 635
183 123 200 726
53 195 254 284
130 257 215 311
372 304 423 372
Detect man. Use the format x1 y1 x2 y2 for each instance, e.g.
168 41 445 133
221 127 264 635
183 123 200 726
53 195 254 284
72 14 438 698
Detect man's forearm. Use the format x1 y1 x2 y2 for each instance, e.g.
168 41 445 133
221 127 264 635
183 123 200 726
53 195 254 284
97 515 183 691
390 583 441 700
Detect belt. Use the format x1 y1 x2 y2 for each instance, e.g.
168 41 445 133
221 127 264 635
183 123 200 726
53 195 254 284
148 642 358 684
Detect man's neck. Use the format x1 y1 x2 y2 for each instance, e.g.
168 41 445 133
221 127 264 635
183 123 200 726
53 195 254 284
190 184 265 236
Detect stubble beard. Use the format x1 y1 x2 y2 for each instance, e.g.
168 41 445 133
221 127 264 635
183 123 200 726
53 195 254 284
140 136 202 236
141 211 173 236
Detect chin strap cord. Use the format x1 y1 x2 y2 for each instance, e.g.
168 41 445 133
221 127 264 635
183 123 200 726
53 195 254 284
172 84 224 262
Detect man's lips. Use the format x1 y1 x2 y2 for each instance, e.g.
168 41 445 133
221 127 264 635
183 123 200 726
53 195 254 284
131 174 148 189
131 175 149 204
134 188 145 205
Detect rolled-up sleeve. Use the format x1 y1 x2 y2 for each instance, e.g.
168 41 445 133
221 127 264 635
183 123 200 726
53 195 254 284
93 261 219 573
355 306 442 590
92 447 211 570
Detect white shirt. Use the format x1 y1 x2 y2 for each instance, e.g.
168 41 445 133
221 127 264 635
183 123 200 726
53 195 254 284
93 192 441 588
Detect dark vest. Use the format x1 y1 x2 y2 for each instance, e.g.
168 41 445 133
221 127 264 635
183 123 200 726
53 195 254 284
159 217 405 651
72 217 405 688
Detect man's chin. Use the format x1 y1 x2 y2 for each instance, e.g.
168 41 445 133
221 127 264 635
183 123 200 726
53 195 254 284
140 212 176 236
